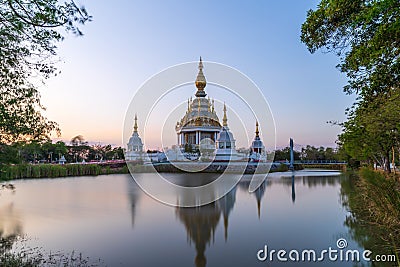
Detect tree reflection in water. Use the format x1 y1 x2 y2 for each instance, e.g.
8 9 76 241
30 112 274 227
340 173 400 267
0 201 23 255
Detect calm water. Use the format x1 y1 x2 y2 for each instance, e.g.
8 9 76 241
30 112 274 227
0 171 369 266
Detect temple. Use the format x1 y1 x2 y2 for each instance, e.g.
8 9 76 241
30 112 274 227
249 121 266 162
126 114 144 161
175 57 222 150
214 103 238 161
128 58 268 162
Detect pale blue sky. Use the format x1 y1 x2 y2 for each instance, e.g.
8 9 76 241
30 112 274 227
41 0 354 148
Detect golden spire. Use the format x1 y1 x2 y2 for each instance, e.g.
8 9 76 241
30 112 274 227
223 102 228 127
207 96 211 112
195 57 207 97
134 114 138 133
255 121 259 137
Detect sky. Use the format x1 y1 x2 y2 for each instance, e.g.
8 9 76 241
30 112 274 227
40 0 355 149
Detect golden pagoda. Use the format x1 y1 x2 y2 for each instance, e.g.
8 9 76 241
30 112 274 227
175 57 222 149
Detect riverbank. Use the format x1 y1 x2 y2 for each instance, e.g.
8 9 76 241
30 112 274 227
299 164 346 171
341 168 400 265
129 161 295 174
0 235 102 267
0 162 295 180
0 163 129 181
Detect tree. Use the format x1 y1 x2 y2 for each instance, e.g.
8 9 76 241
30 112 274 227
301 0 400 99
0 0 91 143
274 147 300 161
301 0 400 172
70 135 87 146
338 90 400 172
68 135 89 162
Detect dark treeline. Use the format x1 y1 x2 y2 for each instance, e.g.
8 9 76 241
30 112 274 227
274 145 340 161
0 135 124 165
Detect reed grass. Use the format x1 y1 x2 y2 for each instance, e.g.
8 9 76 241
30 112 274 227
0 163 106 180
342 168 400 265
357 168 400 235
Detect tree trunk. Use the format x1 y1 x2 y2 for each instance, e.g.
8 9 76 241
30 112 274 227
384 151 391 173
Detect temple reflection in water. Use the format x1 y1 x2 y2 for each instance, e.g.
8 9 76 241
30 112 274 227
173 175 314 267
0 172 346 267
175 186 237 267
175 179 273 267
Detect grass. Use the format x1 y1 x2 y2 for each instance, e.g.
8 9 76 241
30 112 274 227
0 235 103 266
0 163 130 181
341 168 400 266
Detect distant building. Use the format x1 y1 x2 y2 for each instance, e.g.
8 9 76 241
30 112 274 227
58 155 66 165
249 121 266 162
214 103 241 161
126 114 144 161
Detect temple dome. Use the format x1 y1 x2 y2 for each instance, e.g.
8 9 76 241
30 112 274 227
217 103 234 143
176 97 221 130
251 138 264 149
128 132 143 151
249 121 266 162
127 114 143 152
217 127 235 143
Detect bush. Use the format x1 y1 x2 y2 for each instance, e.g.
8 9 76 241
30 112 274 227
0 164 103 180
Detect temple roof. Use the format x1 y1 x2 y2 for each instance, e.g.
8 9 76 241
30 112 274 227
176 97 221 130
176 58 221 131
217 104 235 143
128 114 143 148
251 121 264 149
195 57 207 97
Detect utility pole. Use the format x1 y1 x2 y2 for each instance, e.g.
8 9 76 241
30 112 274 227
290 138 294 171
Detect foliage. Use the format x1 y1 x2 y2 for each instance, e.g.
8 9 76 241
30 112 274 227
301 0 400 98
70 135 87 146
0 140 68 164
0 234 102 266
0 0 91 143
0 163 102 180
340 169 400 263
274 146 338 161
274 147 300 161
338 89 400 171
0 137 124 167
301 0 400 172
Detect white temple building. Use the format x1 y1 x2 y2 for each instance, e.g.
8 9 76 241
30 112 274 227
175 57 222 151
249 121 267 162
126 114 144 161
127 57 268 163
214 103 241 161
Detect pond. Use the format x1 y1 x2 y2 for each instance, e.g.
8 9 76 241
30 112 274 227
0 170 373 266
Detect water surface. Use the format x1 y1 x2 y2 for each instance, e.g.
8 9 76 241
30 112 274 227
0 171 367 266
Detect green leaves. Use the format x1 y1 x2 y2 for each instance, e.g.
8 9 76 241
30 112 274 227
302 0 400 171
0 0 91 143
301 0 400 96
